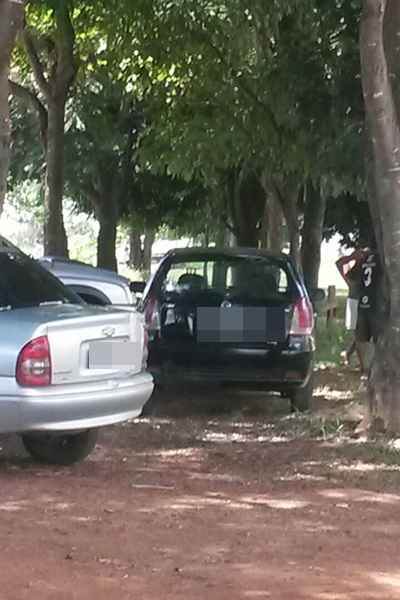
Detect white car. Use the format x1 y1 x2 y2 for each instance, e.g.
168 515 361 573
0 236 153 465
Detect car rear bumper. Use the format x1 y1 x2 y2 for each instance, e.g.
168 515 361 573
151 352 313 391
0 372 154 433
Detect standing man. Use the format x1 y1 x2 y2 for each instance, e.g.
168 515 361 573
355 242 383 377
336 247 366 367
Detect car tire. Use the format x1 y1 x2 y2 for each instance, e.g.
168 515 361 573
140 392 159 416
21 429 98 465
288 376 313 412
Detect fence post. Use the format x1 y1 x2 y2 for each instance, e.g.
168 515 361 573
326 285 337 325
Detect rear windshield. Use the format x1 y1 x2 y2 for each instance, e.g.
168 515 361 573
161 254 297 304
0 251 81 309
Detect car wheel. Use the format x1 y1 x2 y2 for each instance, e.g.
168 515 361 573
288 376 313 412
21 429 98 465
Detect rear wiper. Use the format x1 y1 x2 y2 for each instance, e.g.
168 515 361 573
0 305 11 312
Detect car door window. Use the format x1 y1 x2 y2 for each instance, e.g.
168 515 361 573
161 256 294 304
0 251 81 309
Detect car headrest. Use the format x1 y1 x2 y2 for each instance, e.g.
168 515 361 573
177 273 206 290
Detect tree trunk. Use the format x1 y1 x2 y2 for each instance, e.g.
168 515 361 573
142 230 155 276
23 4 77 256
0 0 24 215
0 56 9 217
270 179 302 266
259 174 285 252
215 221 228 246
129 229 142 270
301 182 327 292
360 0 400 431
44 100 68 256
97 202 118 271
289 229 301 267
259 204 268 249
236 218 260 247
384 0 400 109
230 172 266 247
267 192 284 252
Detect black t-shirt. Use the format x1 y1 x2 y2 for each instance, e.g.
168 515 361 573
358 251 382 311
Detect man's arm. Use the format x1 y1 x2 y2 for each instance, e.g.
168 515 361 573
336 249 366 284
336 255 356 284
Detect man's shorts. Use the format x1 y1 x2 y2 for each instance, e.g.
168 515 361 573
345 298 358 331
355 308 380 343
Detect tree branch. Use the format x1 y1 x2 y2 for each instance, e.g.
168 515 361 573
120 107 139 194
22 27 50 99
82 180 101 210
0 0 24 73
195 27 282 139
54 3 77 92
8 79 48 147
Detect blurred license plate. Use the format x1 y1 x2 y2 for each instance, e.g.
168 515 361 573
88 340 136 369
196 306 286 343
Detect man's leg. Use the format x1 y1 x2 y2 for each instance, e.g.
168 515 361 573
344 299 358 366
355 310 369 375
346 338 356 364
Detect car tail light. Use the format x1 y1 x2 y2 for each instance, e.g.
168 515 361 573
290 297 314 336
16 335 51 387
144 295 160 331
142 325 149 371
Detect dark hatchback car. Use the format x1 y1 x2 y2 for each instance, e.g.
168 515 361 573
140 248 318 411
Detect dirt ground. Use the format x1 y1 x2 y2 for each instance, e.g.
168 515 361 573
1 369 400 599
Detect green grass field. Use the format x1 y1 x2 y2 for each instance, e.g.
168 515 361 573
315 294 352 366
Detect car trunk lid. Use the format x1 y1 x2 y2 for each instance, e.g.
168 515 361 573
0 304 145 384
46 307 144 384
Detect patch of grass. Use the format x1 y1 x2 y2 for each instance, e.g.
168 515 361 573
345 438 400 466
315 317 352 366
307 416 349 439
272 413 352 441
314 295 353 365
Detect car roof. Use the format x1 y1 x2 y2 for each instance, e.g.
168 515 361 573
39 257 130 286
163 247 291 261
0 235 22 254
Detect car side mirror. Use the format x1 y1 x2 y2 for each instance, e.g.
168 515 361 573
130 281 146 294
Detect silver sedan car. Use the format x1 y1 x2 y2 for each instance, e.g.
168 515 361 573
0 236 153 465
38 256 133 306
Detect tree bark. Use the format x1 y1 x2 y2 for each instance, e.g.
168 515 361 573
129 229 142 270
289 229 301 267
23 4 77 256
128 228 154 274
259 194 284 251
267 192 284 253
259 173 285 252
0 0 24 215
142 229 154 276
360 0 400 431
43 99 68 256
96 201 118 272
301 182 327 293
270 178 302 266
229 169 266 247
8 79 48 148
384 0 400 108
259 204 268 249
0 57 10 217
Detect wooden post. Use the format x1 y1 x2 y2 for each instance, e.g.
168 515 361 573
326 285 337 325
